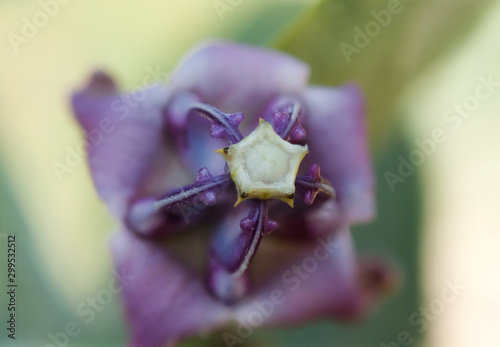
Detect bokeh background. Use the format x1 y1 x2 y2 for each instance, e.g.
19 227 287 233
1 0 499 346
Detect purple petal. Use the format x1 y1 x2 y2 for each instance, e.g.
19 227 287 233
269 198 342 240
110 231 231 347
169 41 310 124
164 91 200 149
261 96 308 147
72 71 174 218
295 164 335 206
209 257 249 304
236 229 399 326
185 111 229 175
302 84 375 223
184 104 244 174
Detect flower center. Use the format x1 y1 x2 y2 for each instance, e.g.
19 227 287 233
216 119 308 207
127 101 334 238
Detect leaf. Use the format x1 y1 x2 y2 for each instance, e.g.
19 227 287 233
275 0 495 150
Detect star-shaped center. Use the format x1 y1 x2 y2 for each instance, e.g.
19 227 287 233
217 119 308 207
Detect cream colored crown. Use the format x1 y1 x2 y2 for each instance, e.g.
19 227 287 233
216 119 308 207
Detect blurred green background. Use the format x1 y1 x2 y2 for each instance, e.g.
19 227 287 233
1 0 500 346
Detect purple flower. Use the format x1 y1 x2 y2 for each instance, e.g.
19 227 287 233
72 41 400 347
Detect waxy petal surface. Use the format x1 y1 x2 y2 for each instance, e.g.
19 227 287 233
111 231 231 347
302 85 375 223
169 41 310 123
72 72 173 218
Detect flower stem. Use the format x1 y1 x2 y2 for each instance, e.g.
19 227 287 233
127 170 232 234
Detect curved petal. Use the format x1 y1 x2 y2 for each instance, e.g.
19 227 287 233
302 84 375 223
270 198 344 240
165 93 238 175
111 231 231 347
72 71 176 218
169 41 310 125
209 257 249 305
235 229 399 327
185 111 229 174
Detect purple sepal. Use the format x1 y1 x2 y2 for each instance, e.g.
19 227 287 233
209 124 226 139
271 111 288 134
211 201 273 275
306 163 322 180
296 163 335 205
232 201 269 275
263 96 306 143
229 112 244 127
195 167 217 206
126 170 231 234
156 169 230 209
289 123 307 142
189 103 244 144
264 218 279 234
